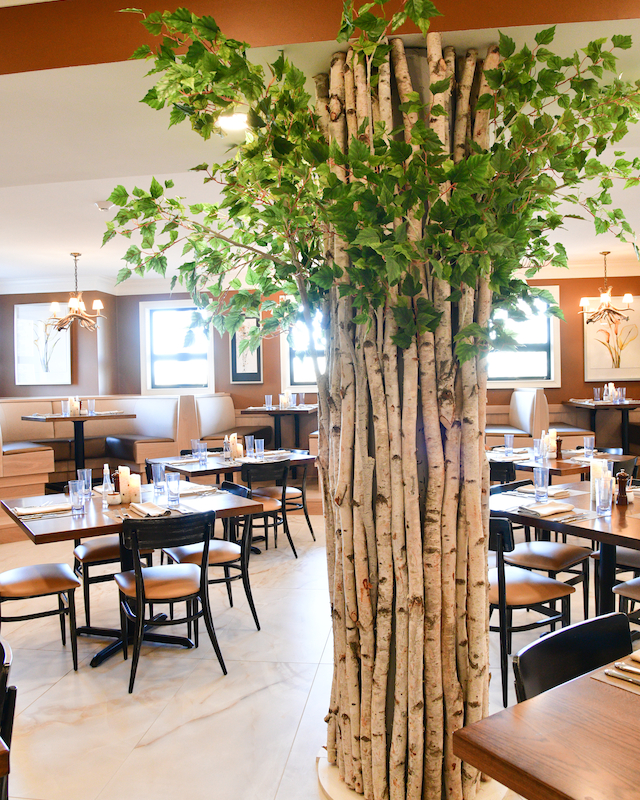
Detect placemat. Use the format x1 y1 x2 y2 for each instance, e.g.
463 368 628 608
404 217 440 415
592 663 640 696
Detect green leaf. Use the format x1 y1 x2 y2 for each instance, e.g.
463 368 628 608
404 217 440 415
534 26 556 46
131 44 152 60
429 76 451 95
149 177 164 199
499 32 516 59
108 185 129 206
116 267 132 284
612 35 633 50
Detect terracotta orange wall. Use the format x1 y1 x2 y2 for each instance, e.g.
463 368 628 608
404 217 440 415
488 276 640 406
2 0 640 75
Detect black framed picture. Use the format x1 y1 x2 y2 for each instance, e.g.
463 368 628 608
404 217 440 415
230 318 263 384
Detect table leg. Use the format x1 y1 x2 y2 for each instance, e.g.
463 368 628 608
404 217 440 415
73 420 85 471
294 414 301 449
274 416 282 449
622 409 630 453
598 542 617 614
590 408 597 440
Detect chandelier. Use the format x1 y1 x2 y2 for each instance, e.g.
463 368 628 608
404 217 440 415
49 253 104 332
579 251 634 325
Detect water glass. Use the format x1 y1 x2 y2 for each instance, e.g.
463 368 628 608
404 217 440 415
595 475 614 515
197 441 208 467
265 395 273 409
290 393 297 407
87 398 96 415
151 463 166 494
191 438 201 458
621 387 627 402
77 468 92 499
533 466 549 503
583 435 595 458
69 480 85 515
298 392 305 406
166 472 180 507
533 438 544 461
593 388 601 401
245 435 255 458
504 434 514 456
256 439 265 460
61 399 70 416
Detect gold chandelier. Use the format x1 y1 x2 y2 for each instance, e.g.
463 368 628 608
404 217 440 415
579 251 634 325
49 253 104 332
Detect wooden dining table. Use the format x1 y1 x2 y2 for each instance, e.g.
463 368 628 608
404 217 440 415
490 481 640 614
453 655 640 800
151 450 316 481
0 485 264 666
565 398 640 453
240 405 318 449
488 451 590 483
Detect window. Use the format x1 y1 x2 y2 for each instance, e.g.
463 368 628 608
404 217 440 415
487 285 561 388
281 308 326 391
139 300 214 395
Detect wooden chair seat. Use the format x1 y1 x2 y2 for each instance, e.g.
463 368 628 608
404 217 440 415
489 565 575 607
506 542 592 573
592 546 640 571
613 576 640 603
254 496 281 514
115 564 200 600
74 536 153 563
164 539 241 566
0 563 80 598
251 485 302 500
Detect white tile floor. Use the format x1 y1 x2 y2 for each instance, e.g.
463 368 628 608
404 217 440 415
0 514 605 800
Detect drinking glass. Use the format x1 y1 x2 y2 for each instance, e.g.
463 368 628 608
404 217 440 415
583 435 595 458
621 387 627 402
504 434 514 457
533 466 549 503
593 387 601 401
69 480 85 515
298 392 305 406
256 439 265 460
197 441 208 467
245 435 255 458
61 399 70 416
166 472 180 507
77 468 92 499
191 438 201 458
595 475 614 515
533 438 544 461
265 395 272 409
290 393 297 407
151 463 166 494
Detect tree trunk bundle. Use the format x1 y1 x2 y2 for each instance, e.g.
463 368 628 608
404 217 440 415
316 33 496 800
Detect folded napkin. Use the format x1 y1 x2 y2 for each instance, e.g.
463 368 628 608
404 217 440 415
178 483 219 496
168 456 200 465
94 409 125 416
29 412 47 418
516 485 572 499
13 502 72 516
492 447 529 454
128 502 171 518
569 457 592 464
519 501 574 517
488 453 530 462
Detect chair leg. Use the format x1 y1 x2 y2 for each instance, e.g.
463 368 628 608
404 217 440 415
58 594 66 647
200 589 227 675
300 497 316 541
119 594 128 661
128 600 145 694
562 594 571 627
68 589 78 671
582 560 590 620
224 567 233 607
282 512 297 559
193 600 199 648
81 564 92 627
242 566 260 631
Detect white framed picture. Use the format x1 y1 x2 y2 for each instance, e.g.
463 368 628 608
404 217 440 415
583 296 640 381
230 318 262 384
14 303 71 385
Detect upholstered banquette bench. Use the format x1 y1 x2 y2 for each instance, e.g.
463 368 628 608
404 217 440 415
190 394 272 448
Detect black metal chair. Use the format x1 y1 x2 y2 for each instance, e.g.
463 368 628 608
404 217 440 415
512 612 632 702
251 449 315 541
489 460 516 485
240 459 297 558
0 639 15 800
0 563 80 671
163 482 260 630
115 511 226 693
489 516 575 707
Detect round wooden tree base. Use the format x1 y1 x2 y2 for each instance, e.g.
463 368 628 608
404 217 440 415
316 749 521 800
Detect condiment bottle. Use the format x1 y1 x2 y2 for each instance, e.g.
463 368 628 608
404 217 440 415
617 469 629 506
556 438 563 459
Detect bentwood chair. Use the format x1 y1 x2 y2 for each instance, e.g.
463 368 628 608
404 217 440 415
0 639 15 800
115 511 226 693
240 459 297 558
489 517 574 706
512 612 632 702
251 449 315 541
163 482 260 631
0 563 80 670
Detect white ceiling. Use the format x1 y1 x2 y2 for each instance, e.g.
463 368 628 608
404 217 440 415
1 17 640 295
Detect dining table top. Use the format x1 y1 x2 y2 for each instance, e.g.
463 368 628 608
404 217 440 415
453 655 640 800
0 484 264 545
240 404 318 416
565 398 640 411
151 450 316 478
21 412 136 423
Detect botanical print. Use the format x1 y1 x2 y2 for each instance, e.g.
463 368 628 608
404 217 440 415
594 319 638 368
14 303 71 385
584 297 640 381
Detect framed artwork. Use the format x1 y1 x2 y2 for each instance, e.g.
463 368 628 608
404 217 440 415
583 296 640 381
14 303 71 385
230 318 262 384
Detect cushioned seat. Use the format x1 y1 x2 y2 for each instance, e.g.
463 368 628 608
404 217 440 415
251 485 302 500
613 576 640 603
254 496 282 514
164 539 241 566
489 565 575 607
0 563 80 597
506 542 592 572
106 434 173 462
2 440 52 455
115 564 201 600
592 546 640 571
202 425 272 446
73 535 121 564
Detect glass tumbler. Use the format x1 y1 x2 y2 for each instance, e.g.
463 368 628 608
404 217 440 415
245 435 255 458
69 480 85 515
533 466 549 503
504 434 514 456
151 463 166 494
166 472 180 507
77 468 92 499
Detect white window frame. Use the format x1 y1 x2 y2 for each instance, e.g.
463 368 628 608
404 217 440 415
139 299 215 396
279 310 325 393
487 285 561 389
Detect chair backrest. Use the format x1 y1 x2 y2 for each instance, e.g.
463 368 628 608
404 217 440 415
240 459 290 490
612 456 637 478
513 612 632 702
489 516 515 554
221 481 252 499
122 511 216 560
489 479 534 495
602 447 624 455
509 388 549 438
489 461 516 485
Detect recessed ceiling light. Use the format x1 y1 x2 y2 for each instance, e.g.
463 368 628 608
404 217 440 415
95 201 114 212
218 113 248 132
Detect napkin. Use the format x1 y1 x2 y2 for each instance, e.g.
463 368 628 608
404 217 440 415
178 483 219 496
569 457 592 464
13 502 72 516
128 502 171 517
168 456 200 465
516 485 572 499
93 409 125 415
491 447 529 454
518 501 574 517
488 453 530 462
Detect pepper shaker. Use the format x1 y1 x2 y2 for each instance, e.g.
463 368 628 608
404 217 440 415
617 469 629 506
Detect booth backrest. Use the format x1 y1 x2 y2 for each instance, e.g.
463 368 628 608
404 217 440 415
50 397 179 440
0 400 55 442
195 394 237 438
509 388 549 439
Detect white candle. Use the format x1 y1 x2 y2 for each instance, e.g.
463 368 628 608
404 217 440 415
590 458 603 501
549 428 557 442
69 396 80 416
129 474 141 503
119 466 131 504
